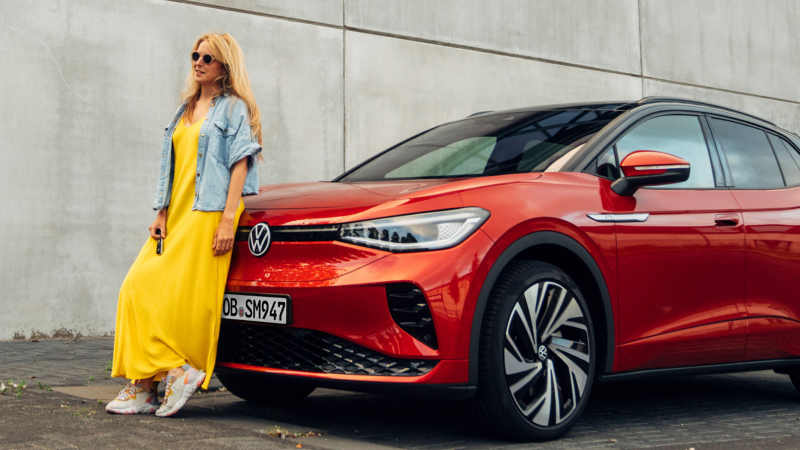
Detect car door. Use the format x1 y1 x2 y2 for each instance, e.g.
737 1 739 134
591 113 747 372
707 118 800 361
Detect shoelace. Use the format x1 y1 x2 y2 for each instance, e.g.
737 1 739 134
161 375 177 406
116 383 143 401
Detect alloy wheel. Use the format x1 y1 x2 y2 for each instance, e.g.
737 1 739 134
503 281 591 427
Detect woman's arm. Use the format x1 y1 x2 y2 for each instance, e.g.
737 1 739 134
212 157 248 256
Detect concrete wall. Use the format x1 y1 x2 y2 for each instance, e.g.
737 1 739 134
1 0 799 340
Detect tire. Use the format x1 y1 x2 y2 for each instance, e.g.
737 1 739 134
788 369 800 395
217 373 316 405
471 260 596 442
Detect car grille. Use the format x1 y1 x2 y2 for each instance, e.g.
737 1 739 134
217 321 438 376
235 225 340 242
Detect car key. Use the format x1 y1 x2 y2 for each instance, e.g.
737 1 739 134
156 228 164 255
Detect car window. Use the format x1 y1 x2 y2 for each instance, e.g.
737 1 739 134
585 146 619 180
768 134 800 187
340 109 622 181
385 137 496 178
615 115 716 189
709 118 784 189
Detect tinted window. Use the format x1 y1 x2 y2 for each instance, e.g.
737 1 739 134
709 118 784 189
615 115 715 189
768 134 800 186
340 109 621 181
586 146 619 180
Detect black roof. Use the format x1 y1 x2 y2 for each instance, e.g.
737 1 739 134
468 97 776 127
633 97 775 126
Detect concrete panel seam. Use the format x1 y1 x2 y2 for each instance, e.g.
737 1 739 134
637 0 644 96
342 0 347 173
643 76 800 106
163 0 342 30
344 27 643 79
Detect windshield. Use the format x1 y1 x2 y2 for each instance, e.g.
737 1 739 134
339 109 622 182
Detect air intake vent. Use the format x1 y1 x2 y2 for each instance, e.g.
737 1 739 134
386 283 438 350
217 322 437 376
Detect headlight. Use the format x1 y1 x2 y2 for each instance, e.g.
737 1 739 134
340 207 490 252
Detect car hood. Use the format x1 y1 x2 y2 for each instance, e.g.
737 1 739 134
243 180 456 209
240 174 542 226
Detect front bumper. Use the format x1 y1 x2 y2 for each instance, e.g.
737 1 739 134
217 229 495 387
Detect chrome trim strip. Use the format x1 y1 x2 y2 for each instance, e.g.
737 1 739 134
633 164 689 170
587 213 649 223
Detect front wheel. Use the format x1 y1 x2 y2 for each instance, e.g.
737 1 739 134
471 261 596 442
217 373 316 405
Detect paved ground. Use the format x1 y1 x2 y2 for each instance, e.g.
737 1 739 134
3 338 800 449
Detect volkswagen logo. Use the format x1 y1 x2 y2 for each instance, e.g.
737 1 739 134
538 345 548 361
248 222 272 257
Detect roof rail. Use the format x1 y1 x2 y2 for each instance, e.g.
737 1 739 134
467 111 493 117
635 97 775 126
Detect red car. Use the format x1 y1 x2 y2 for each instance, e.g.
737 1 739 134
215 97 800 441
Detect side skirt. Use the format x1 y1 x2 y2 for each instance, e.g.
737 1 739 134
598 358 800 384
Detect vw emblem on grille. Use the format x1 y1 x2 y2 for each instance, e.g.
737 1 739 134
538 345 548 361
248 222 272 257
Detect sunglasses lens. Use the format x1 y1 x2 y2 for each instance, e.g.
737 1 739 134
191 52 200 62
203 55 213 64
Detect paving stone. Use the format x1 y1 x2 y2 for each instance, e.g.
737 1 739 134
3 337 800 449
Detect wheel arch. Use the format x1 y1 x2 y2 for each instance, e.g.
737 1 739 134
468 231 614 386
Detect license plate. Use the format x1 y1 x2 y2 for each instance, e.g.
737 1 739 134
222 293 291 325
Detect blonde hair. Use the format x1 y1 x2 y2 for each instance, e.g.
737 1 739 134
181 33 264 161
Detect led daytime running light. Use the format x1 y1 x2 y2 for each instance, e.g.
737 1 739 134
340 207 490 252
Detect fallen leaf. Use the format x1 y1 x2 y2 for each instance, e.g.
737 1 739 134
30 339 39 343
296 444 302 449
610 439 617 442
29 376 36 379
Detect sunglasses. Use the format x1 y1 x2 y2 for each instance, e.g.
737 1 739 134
191 51 215 64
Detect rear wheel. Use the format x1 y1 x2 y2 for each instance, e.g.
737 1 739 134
471 261 596 441
788 370 800 395
217 373 316 405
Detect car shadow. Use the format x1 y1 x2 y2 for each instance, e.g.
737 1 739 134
179 370 800 448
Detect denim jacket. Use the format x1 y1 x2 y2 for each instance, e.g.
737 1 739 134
153 91 262 211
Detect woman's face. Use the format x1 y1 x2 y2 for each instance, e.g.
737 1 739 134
193 41 225 89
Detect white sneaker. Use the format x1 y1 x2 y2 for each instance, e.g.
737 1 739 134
105 382 159 414
156 366 206 417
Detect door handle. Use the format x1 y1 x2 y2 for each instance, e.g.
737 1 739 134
715 213 740 227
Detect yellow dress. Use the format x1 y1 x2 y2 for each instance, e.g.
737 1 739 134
111 115 245 390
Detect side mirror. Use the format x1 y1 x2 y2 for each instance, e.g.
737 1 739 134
610 151 690 196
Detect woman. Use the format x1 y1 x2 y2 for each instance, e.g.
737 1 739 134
106 33 263 417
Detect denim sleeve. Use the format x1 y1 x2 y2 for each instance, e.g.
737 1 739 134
226 100 262 171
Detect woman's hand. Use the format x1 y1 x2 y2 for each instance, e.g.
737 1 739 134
213 215 236 256
149 210 167 240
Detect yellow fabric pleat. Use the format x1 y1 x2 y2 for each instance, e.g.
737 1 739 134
111 116 245 390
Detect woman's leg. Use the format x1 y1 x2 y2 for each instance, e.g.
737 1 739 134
165 366 185 378
133 375 157 392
